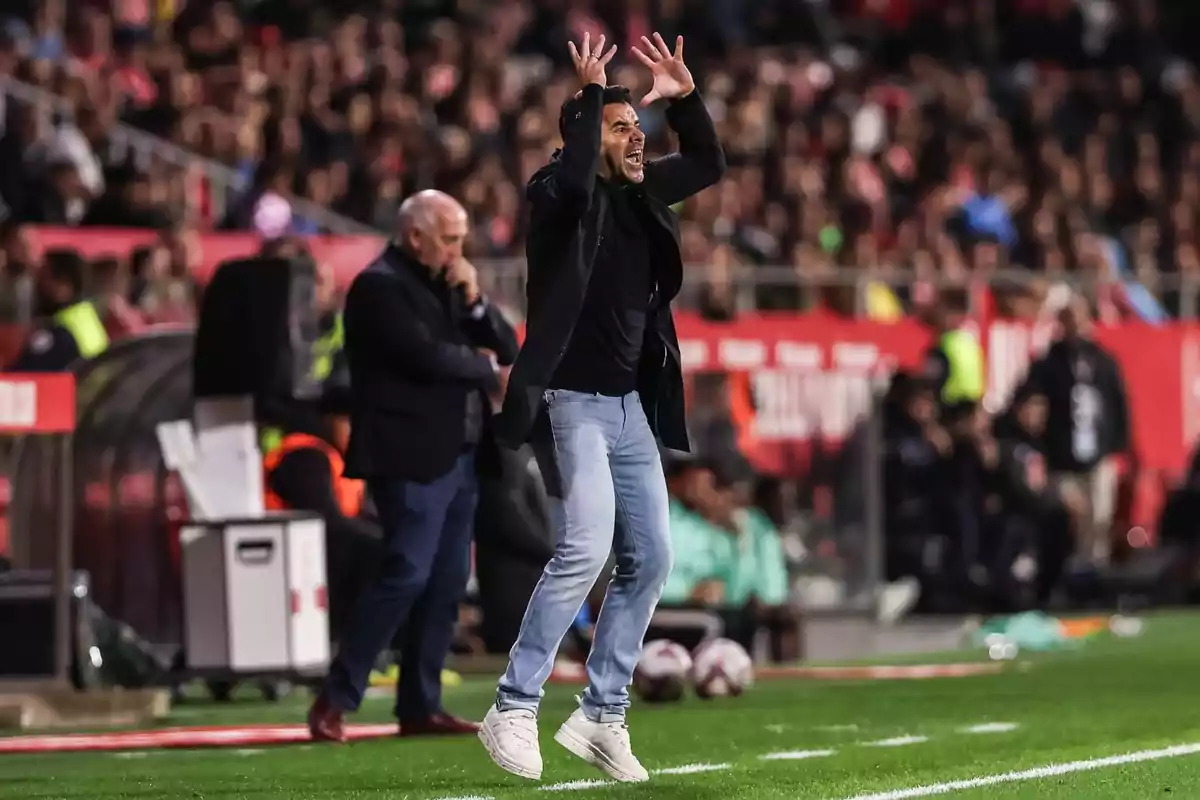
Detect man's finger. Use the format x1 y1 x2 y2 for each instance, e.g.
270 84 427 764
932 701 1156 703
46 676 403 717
652 32 671 60
640 89 661 107
593 34 606 60
674 35 684 60
640 35 663 60
630 46 656 68
598 44 618 66
581 31 591 60
568 41 581 65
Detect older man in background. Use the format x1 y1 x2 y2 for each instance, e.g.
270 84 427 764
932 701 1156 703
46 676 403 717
307 190 519 742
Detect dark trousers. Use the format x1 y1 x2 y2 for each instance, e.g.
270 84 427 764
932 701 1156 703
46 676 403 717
323 453 477 720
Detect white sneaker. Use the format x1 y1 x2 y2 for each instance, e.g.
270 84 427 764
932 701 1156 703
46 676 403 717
554 707 649 783
479 705 542 781
877 577 921 626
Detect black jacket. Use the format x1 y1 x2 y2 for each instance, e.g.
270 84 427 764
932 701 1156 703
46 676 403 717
342 245 519 482
1017 337 1130 473
495 86 726 451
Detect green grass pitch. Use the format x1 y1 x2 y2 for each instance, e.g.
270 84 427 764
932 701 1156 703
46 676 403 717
2 613 1199 799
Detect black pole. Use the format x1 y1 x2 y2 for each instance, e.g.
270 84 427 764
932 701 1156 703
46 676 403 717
53 432 73 686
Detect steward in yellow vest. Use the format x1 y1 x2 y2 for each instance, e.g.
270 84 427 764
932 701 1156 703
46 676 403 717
920 288 984 418
9 250 108 372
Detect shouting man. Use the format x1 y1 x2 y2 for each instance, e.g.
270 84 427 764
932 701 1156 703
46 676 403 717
482 33 726 782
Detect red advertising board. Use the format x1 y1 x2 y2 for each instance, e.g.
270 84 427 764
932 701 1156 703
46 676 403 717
0 374 76 433
673 314 1200 479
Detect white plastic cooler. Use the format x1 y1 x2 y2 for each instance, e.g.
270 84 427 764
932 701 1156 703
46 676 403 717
180 512 331 675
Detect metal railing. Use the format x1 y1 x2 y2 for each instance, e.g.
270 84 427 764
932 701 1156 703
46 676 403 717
477 260 1200 320
0 76 382 236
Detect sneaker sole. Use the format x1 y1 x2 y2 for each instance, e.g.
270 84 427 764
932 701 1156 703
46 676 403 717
553 723 648 783
478 724 542 781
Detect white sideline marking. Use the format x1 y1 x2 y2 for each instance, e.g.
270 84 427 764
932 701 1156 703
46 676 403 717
766 724 787 734
761 749 837 761
834 742 1200 800
960 722 1018 735
436 796 494 800
817 725 860 733
863 736 928 748
113 751 150 759
233 748 265 756
540 779 611 792
656 762 731 775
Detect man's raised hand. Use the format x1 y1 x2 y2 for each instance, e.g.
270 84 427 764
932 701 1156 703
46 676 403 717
632 33 695 106
568 33 618 89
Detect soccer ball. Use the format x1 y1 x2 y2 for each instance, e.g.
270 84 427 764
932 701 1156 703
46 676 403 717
691 638 754 699
633 639 693 703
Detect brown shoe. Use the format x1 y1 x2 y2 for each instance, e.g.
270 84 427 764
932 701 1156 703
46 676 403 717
308 695 348 743
398 712 481 737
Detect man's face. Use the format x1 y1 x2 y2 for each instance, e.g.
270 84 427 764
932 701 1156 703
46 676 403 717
408 210 467 272
600 103 645 184
908 391 936 425
314 260 336 312
37 274 71 308
1018 395 1048 436
1060 298 1091 340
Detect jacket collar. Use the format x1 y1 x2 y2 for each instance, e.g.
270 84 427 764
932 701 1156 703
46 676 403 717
546 151 646 198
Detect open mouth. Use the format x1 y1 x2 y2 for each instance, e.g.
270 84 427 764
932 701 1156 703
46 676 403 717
625 149 643 167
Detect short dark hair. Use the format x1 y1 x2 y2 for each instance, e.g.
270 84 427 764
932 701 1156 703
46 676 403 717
559 85 634 139
43 249 87 297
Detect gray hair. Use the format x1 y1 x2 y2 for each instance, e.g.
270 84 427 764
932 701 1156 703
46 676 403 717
396 190 465 238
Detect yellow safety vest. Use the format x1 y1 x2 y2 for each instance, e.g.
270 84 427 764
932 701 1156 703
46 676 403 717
939 328 984 404
309 312 344 383
260 312 344 453
53 301 109 360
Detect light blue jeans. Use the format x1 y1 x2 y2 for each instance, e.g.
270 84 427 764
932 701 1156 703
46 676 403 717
496 389 673 722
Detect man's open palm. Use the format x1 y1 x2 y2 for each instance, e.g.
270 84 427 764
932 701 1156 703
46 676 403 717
632 33 695 106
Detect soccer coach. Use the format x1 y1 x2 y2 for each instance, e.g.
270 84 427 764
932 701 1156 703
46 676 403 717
481 33 725 782
307 190 518 742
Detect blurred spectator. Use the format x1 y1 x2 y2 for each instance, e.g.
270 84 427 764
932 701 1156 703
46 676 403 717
660 453 799 663
6 247 109 371
0 0 1191 318
1015 296 1131 568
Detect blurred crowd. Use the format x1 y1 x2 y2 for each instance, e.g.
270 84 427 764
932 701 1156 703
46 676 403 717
0 0 1198 320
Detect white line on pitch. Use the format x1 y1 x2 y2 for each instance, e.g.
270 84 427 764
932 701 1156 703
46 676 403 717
112 751 150 759
832 742 1200 800
540 779 611 792
655 763 731 775
761 749 837 761
959 722 1018 735
862 736 928 748
436 796 495 800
